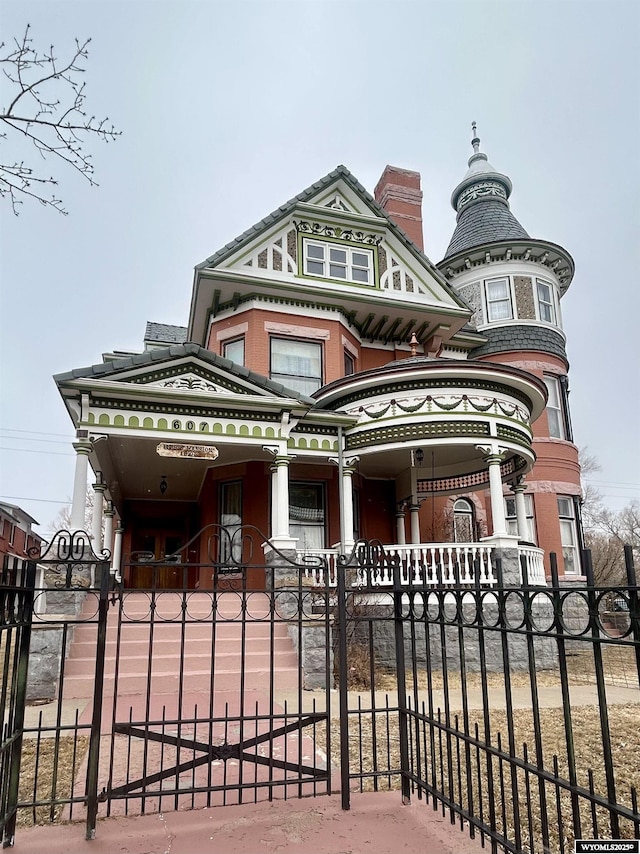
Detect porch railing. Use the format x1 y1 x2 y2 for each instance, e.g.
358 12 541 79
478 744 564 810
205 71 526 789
519 543 546 585
298 542 498 588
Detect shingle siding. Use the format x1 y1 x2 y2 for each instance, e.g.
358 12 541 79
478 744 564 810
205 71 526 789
470 326 567 361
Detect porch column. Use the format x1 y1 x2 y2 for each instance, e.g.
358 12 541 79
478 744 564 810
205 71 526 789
410 503 421 544
341 456 359 552
275 456 292 538
477 446 508 537
92 473 106 552
511 478 529 540
112 523 124 581
103 500 115 556
269 464 278 538
70 437 92 531
263 445 297 550
396 504 406 545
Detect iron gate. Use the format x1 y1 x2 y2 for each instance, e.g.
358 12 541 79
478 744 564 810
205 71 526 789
99 525 333 816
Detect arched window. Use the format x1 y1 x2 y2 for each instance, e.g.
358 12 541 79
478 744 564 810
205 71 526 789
453 498 475 543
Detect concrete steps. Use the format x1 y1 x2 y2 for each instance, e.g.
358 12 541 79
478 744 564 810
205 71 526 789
63 591 301 699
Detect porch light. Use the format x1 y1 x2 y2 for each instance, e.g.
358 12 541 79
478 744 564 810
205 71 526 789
160 475 168 496
415 448 424 466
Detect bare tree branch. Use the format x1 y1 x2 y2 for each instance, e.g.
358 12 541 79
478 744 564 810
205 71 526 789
0 25 120 214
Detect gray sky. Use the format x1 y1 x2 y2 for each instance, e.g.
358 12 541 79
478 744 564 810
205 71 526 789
1 0 639 533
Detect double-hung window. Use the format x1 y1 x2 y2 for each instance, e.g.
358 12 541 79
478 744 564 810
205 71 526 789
558 496 579 575
536 279 556 324
270 337 323 395
485 278 513 321
543 375 566 439
289 483 325 550
504 493 536 543
304 240 372 284
223 337 245 366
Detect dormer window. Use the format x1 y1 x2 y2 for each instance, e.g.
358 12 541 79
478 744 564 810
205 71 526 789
304 240 373 285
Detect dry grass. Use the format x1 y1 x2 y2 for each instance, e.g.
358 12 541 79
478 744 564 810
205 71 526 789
345 700 640 853
14 737 89 827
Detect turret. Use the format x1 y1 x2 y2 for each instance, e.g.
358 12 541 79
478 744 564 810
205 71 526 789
437 125 583 578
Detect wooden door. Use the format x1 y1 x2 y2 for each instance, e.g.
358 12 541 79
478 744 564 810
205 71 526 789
129 530 194 589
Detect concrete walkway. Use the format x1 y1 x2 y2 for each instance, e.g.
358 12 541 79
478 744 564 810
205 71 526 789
9 792 485 854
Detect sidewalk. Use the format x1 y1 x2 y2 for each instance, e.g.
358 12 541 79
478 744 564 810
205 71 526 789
10 792 485 854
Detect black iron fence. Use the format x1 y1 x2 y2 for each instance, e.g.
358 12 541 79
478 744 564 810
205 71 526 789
337 543 640 854
1 529 639 854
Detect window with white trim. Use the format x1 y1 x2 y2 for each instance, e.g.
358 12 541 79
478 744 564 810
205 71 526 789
505 493 536 543
290 482 325 550
558 496 579 575
304 240 373 284
536 279 556 324
543 375 566 439
223 337 245 366
485 277 513 321
270 338 323 395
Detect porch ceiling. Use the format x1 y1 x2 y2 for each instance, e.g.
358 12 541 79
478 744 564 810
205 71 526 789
353 443 483 481
92 435 267 507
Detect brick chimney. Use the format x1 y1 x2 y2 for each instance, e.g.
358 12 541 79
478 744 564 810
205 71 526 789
374 166 424 250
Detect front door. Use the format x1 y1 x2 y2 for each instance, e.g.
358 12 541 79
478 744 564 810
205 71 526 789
129 529 195 589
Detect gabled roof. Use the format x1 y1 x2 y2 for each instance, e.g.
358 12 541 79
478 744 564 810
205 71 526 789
54 343 314 403
196 164 450 287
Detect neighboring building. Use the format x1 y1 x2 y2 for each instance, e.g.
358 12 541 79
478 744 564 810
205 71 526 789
0 501 44 560
53 129 582 588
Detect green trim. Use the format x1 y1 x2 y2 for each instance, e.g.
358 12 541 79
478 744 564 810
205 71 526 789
127 363 249 396
329 377 533 410
345 420 491 450
297 232 381 290
91 397 282 421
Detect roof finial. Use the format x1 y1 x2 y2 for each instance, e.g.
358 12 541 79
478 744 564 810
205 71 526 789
471 121 481 154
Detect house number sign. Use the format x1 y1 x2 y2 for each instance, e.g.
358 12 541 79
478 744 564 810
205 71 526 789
156 442 219 460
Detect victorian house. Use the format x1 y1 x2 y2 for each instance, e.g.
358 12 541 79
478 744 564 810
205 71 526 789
54 129 581 589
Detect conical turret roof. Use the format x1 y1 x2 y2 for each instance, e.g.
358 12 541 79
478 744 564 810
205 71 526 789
443 125 529 259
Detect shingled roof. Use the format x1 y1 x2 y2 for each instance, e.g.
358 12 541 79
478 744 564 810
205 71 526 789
444 199 529 259
442 128 530 261
144 322 188 346
54 343 315 403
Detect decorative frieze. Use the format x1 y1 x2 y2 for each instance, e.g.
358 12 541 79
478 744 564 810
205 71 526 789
346 393 530 425
294 219 382 246
457 179 508 211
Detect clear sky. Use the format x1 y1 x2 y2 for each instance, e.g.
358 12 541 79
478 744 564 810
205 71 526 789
1 0 639 533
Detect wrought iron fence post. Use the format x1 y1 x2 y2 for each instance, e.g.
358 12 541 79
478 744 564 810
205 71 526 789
85 561 112 839
624 544 640 685
336 557 350 810
583 548 619 839
392 556 411 805
2 560 36 849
